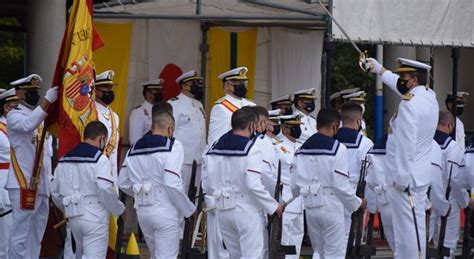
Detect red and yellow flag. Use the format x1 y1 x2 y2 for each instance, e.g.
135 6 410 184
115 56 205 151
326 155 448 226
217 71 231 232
47 0 103 158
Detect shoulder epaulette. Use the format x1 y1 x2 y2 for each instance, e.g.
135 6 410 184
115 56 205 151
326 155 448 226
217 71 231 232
134 105 141 109
403 93 414 101
169 97 178 101
215 97 226 104
271 137 282 145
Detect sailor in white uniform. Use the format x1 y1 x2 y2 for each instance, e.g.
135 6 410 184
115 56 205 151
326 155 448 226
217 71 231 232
330 88 360 112
335 102 374 241
51 121 125 258
119 109 195 258
269 95 293 116
129 79 164 145
94 70 120 179
429 111 469 258
292 88 317 143
202 108 283 258
367 57 439 258
168 70 206 193
259 109 282 193
274 114 305 259
0 88 18 258
6 74 59 258
445 92 469 152
206 67 255 259
291 107 365 259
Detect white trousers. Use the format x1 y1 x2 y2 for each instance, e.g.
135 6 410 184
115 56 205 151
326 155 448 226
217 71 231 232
69 218 109 259
261 212 269 259
63 224 76 259
281 212 304 259
182 163 202 196
207 209 230 259
0 205 12 259
429 204 461 259
8 190 49 259
306 207 346 259
387 185 428 259
137 206 181 259
217 209 265 259
379 203 395 252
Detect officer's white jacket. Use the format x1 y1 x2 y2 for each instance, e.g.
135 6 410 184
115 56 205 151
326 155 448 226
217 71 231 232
51 143 125 223
0 116 10 210
254 134 279 196
428 140 450 216
129 100 153 145
293 109 316 144
366 134 389 212
120 135 196 218
274 134 303 213
6 104 49 194
291 133 361 213
168 93 206 164
433 130 469 209
381 71 439 188
96 101 120 177
460 145 474 189
207 94 255 145
456 117 465 152
202 131 278 215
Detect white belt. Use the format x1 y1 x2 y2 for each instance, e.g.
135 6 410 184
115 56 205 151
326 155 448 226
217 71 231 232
83 195 101 205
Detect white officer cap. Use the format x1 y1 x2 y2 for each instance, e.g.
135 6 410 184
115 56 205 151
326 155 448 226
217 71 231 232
330 91 342 101
395 58 431 74
141 79 164 89
0 88 19 103
342 90 367 102
10 74 42 89
446 91 469 105
270 95 292 107
95 70 116 87
279 114 302 125
268 109 281 123
293 88 317 100
176 70 202 84
218 67 248 82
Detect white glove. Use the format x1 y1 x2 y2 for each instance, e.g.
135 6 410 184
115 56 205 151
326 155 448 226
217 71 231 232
366 58 383 74
44 86 59 103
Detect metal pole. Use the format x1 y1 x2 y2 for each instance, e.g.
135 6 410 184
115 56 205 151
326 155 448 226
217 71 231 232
451 47 459 139
93 13 325 21
324 39 334 108
243 0 327 18
200 22 209 109
375 45 384 141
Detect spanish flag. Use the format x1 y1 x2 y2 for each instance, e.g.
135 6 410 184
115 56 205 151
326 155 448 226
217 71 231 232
47 0 103 158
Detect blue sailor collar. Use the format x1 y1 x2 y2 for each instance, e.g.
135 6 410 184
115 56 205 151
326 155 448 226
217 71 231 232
59 143 102 163
434 130 452 150
207 130 256 157
128 134 174 157
368 134 388 155
295 132 339 156
335 127 362 148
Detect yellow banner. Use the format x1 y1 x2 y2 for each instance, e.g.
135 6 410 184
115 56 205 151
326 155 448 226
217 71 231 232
93 22 133 132
207 28 257 112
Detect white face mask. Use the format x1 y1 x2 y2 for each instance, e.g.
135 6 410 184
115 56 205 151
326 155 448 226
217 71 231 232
360 104 366 115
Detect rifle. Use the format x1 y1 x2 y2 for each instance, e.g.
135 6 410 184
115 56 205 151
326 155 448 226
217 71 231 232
268 160 296 258
114 190 127 258
180 160 200 259
346 157 376 259
435 164 453 258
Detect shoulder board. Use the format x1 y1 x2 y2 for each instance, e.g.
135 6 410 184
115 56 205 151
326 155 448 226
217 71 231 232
134 105 141 109
403 93 414 101
59 143 102 163
169 97 178 101
129 135 174 157
214 97 226 104
272 137 282 145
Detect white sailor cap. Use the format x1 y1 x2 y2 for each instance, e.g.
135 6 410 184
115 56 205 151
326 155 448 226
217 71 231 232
218 67 248 82
95 70 116 87
446 91 469 104
268 109 281 122
141 79 164 89
0 88 19 102
176 70 202 84
279 114 302 125
293 88 317 100
395 58 431 74
270 95 292 107
342 90 366 102
10 74 42 89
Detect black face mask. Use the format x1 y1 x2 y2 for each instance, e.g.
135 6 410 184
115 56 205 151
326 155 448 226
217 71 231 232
303 101 315 113
99 90 115 105
153 92 163 103
455 106 464 116
233 84 247 98
190 83 204 100
272 125 281 135
396 78 410 95
290 126 302 139
283 107 293 116
25 91 40 107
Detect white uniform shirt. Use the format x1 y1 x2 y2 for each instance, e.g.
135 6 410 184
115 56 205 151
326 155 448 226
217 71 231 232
168 93 206 164
460 145 474 189
366 135 389 211
202 131 278 215
51 143 124 223
291 133 361 213
0 117 10 209
207 94 255 145
455 117 465 152
6 104 48 195
129 101 153 145
95 101 120 178
293 109 317 144
429 140 450 216
381 71 439 188
254 134 279 196
119 135 195 218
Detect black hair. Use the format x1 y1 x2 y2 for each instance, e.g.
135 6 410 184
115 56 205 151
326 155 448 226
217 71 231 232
84 121 108 140
340 102 363 124
252 106 269 118
438 110 453 126
316 107 341 129
152 103 173 117
232 108 257 130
